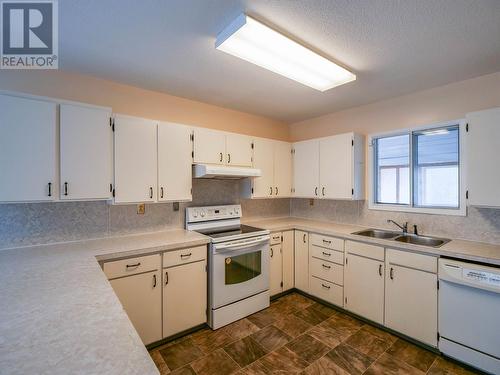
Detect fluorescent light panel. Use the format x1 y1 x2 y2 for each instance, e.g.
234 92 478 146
215 14 356 91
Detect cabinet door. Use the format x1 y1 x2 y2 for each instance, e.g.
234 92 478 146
60 104 112 200
110 270 162 345
158 122 192 202
274 141 293 197
385 264 437 346
320 133 353 199
466 108 500 207
282 231 294 291
294 230 309 293
0 94 56 202
226 133 253 167
114 115 157 203
193 128 225 165
293 139 319 198
252 138 275 198
163 260 207 338
270 244 282 296
344 253 384 324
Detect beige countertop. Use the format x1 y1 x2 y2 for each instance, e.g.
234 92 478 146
0 229 210 375
244 217 500 265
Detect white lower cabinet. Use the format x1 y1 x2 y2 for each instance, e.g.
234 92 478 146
269 231 294 296
294 230 309 293
344 241 385 325
163 255 207 338
105 254 162 345
385 249 438 347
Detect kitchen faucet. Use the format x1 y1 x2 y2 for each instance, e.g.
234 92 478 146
387 219 408 234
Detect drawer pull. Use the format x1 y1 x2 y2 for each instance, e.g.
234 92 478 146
153 274 157 288
126 262 141 268
180 253 192 259
322 239 332 244
165 271 169 285
321 283 331 289
303 233 306 243
322 264 331 269
379 264 383 276
322 251 331 257
390 267 394 280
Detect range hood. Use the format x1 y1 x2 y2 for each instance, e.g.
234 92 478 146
193 164 262 179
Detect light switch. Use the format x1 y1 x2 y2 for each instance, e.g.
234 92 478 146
137 203 145 214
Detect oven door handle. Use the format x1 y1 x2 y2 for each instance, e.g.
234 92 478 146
214 235 270 252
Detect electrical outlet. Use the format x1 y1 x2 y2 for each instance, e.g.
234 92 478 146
173 202 179 211
309 199 314 206
137 203 145 214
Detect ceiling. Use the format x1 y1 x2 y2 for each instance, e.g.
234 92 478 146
59 0 500 123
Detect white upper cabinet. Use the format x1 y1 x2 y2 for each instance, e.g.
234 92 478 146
252 138 275 197
293 133 364 200
193 127 226 165
0 94 56 202
226 133 253 167
466 107 500 207
274 141 293 197
158 122 192 202
60 104 112 200
293 139 320 197
193 128 253 167
114 115 157 203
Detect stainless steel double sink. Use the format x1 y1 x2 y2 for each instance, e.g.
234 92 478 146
352 229 450 248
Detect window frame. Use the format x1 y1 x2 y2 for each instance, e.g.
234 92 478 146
368 120 467 216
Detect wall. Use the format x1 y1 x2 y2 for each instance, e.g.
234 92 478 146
291 199 500 245
0 180 290 250
0 70 289 140
290 72 500 141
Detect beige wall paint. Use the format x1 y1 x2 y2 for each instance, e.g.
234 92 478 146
0 70 289 141
290 72 500 141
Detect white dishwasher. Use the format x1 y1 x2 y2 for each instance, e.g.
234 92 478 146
438 258 500 374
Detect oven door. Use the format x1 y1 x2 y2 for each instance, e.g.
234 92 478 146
211 235 270 309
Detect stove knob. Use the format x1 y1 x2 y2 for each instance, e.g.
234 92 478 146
234 207 240 215
192 210 198 218
200 210 206 218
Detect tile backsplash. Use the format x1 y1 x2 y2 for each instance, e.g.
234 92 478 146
0 179 290 249
1 180 499 249
291 199 500 245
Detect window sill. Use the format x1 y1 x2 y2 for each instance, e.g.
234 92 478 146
368 202 466 216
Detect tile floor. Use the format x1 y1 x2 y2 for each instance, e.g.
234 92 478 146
149 292 481 375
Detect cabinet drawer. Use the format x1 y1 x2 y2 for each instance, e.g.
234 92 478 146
103 254 161 280
311 245 344 264
270 232 282 245
345 240 384 261
310 257 344 286
163 246 207 268
311 233 343 251
310 276 343 307
386 248 437 273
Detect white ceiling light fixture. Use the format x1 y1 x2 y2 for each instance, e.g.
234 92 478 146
215 13 356 92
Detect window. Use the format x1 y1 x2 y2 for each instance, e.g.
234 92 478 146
371 122 463 214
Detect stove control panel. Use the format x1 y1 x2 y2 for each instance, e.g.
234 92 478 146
186 205 242 223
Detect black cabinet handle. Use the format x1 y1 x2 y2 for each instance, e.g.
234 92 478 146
149 187 153 199
270 248 274 258
126 262 141 268
219 152 223 162
180 253 192 259
48 182 52 197
322 187 325 196
270 187 273 195
228 153 231 163
160 187 164 199
315 187 318 196
321 284 331 289
322 251 331 257
322 264 331 269
153 274 157 288
303 233 306 243
64 182 68 196
165 271 169 285
390 267 394 280
275 187 278 195
323 239 332 244
379 264 383 276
